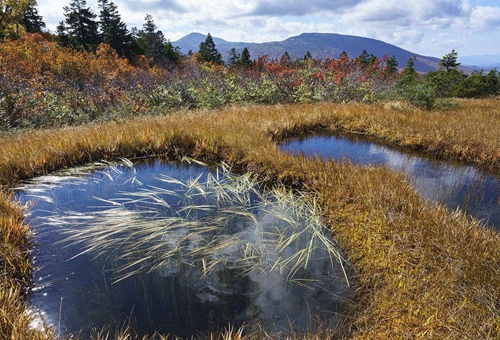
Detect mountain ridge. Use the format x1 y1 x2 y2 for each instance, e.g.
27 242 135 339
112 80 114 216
173 32 481 73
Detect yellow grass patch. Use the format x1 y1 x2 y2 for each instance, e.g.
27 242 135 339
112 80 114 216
1 100 500 339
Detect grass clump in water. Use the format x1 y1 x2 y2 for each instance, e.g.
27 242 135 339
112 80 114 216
27 160 350 338
47 161 348 288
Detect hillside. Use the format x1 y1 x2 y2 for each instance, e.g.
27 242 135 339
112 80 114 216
174 32 444 73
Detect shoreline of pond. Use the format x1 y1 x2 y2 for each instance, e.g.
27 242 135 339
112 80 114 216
279 131 500 230
2 101 500 339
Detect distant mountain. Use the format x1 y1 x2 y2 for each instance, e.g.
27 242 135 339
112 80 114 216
173 32 248 55
173 32 469 73
459 54 500 69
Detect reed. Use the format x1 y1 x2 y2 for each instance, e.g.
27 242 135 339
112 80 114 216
1 99 500 339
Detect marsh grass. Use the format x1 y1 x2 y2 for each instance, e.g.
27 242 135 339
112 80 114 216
1 100 500 338
24 161 350 338
41 162 347 287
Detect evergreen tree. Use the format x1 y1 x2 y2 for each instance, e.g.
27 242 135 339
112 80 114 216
401 57 417 83
199 33 223 64
228 47 240 67
240 47 252 67
385 55 399 75
280 51 292 67
98 0 133 57
56 20 69 46
367 53 378 66
63 0 101 51
303 51 312 62
439 49 460 72
339 51 349 60
136 14 180 67
164 40 181 66
227 47 252 67
358 49 370 65
22 2 45 33
136 14 165 63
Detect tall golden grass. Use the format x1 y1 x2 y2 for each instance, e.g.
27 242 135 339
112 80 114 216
1 99 500 339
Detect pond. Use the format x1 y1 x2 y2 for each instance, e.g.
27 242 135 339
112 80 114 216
16 159 351 339
280 133 500 229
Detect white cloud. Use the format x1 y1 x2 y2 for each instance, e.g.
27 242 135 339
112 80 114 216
470 6 500 31
35 0 500 56
249 0 364 16
340 0 471 27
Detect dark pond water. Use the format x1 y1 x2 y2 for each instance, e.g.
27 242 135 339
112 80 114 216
16 160 350 338
280 134 500 229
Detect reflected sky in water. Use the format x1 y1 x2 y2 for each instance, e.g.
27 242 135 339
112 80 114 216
280 135 500 229
16 160 350 338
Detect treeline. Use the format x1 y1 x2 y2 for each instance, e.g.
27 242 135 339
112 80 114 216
0 1 499 131
56 0 183 68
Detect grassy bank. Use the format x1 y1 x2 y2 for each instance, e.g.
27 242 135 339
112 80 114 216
1 100 500 339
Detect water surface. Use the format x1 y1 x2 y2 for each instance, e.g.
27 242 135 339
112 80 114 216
17 160 350 338
280 134 500 229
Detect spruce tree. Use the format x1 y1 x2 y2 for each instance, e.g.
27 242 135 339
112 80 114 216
401 57 417 83
63 0 100 51
199 33 223 64
367 54 378 66
303 51 312 62
164 40 181 66
136 14 180 67
280 51 292 67
240 47 252 67
56 20 69 46
358 50 369 65
386 55 398 73
439 49 460 72
23 3 45 33
228 48 240 66
98 0 133 57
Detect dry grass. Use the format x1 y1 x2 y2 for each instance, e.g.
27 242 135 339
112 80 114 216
1 99 500 339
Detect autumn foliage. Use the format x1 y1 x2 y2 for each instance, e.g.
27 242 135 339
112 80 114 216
0 33 150 128
3 33 498 131
0 33 409 130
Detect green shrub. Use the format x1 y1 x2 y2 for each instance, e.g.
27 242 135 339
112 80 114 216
397 82 436 110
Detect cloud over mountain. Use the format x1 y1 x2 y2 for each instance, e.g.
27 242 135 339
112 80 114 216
37 0 500 57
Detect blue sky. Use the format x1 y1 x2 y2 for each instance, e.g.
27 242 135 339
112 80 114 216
37 0 500 59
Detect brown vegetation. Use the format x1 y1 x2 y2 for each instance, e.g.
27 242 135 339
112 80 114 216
1 100 500 339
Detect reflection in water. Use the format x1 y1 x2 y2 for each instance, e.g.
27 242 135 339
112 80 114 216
280 135 500 229
16 160 350 338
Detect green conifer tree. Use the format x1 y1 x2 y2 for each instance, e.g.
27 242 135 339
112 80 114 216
240 47 252 67
280 51 292 67
63 0 101 51
98 0 133 57
22 2 45 33
136 14 180 67
385 55 399 75
439 49 461 72
199 33 223 64
228 47 240 67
